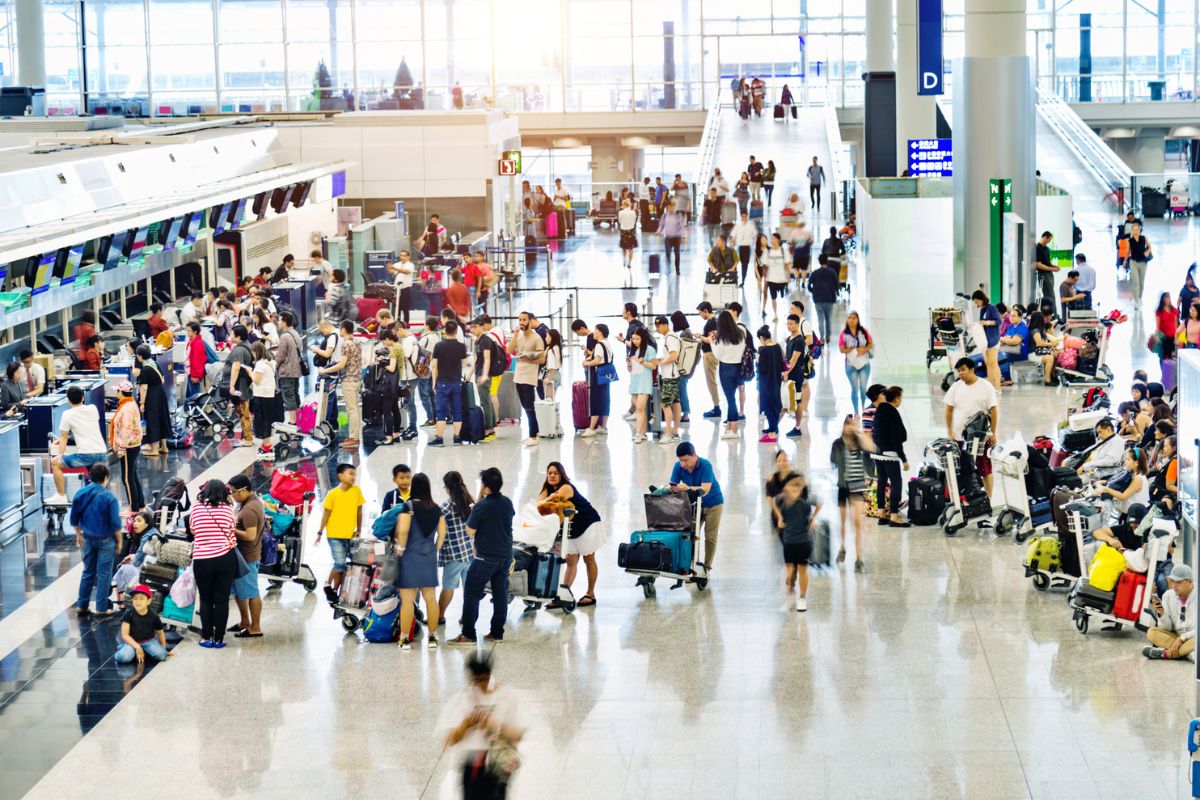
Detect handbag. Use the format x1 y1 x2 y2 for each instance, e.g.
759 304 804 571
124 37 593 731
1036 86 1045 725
595 362 618 385
485 737 522 783
270 468 316 507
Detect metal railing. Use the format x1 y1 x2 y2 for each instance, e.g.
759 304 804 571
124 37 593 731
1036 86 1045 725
694 101 724 199
824 104 855 217
1036 85 1132 211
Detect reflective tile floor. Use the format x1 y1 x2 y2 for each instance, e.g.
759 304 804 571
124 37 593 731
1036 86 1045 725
8 119 1200 799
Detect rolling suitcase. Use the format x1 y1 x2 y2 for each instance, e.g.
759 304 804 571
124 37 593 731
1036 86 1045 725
1113 571 1148 621
1023 536 1061 573
648 253 661 274
809 521 832 567
618 539 674 572
749 200 764 220
534 399 562 438
545 210 559 239
1070 578 1116 614
572 381 590 430
525 234 538 266
622 531 693 574
497 370 522 420
773 103 785 120
462 407 484 443
721 200 738 224
790 105 798 119
647 386 664 435
907 476 946 525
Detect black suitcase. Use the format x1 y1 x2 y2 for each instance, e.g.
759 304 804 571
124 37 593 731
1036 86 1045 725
648 253 660 274
618 540 673 572
524 234 538 266
1070 578 1116 613
790 105 798 119
907 476 946 525
1051 466 1083 489
554 209 568 240
1060 428 1096 452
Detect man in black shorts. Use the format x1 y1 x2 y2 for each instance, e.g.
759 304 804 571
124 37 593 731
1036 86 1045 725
773 472 819 612
783 312 813 438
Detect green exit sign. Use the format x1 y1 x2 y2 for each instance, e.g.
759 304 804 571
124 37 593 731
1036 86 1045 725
502 150 522 174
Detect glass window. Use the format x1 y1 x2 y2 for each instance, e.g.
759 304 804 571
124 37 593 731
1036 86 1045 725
218 0 283 44
424 0 490 41
286 0 354 110
356 0 422 43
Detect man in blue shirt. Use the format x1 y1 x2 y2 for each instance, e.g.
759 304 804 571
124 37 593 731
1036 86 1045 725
71 463 123 618
450 467 516 645
668 442 725 573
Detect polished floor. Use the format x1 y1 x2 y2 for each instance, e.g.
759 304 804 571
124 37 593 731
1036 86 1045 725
8 111 1200 800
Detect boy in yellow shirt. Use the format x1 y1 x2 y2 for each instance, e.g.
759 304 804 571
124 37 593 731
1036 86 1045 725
316 463 365 602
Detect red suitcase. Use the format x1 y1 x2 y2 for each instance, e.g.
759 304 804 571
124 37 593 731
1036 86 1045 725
572 381 590 430
1049 446 1068 468
1113 571 1147 622
356 296 387 322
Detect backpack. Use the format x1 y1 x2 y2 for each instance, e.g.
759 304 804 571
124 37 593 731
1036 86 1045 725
737 324 756 382
809 332 824 361
371 502 407 541
676 335 701 378
361 596 401 643
412 334 435 379
486 331 511 375
313 333 337 368
203 339 220 364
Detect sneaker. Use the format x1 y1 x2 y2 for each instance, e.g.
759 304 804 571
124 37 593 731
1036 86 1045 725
427 635 439 650
580 428 597 438
633 435 646 444
448 634 477 646
854 560 866 574
452 436 462 445
484 634 503 644
597 428 609 436
258 442 273 452
702 408 722 418
679 415 690 423
44 493 69 506
1143 646 1166 659
720 430 738 440
786 428 803 438
623 412 638 421
758 433 777 443
428 437 445 447
659 435 678 445
524 437 539 447
836 548 846 564
323 586 339 603
399 638 412 651
211 641 226 649
796 597 807 612
401 430 418 441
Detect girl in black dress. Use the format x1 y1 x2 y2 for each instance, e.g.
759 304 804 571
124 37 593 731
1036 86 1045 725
135 345 172 456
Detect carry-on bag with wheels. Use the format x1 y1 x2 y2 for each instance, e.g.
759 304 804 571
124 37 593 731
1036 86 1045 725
571 381 590 430
534 399 562 437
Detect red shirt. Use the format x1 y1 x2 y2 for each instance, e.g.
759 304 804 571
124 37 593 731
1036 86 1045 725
446 283 471 319
147 315 169 337
187 336 207 380
74 322 95 352
1156 308 1178 338
80 348 102 371
462 262 481 289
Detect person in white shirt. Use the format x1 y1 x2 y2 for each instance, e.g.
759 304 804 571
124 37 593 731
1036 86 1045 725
1073 252 1097 309
310 248 335 287
763 233 790 320
47 385 109 505
729 210 759 287
638 177 654 203
617 199 638 269
1145 564 1195 661
249 341 280 448
1076 418 1127 482
709 169 729 202
178 292 204 329
19 350 46 398
653 316 683 443
387 250 417 325
552 179 571 210
439 653 526 798
943 358 1000 493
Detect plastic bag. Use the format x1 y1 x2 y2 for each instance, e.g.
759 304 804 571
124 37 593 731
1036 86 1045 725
170 565 197 607
514 503 560 550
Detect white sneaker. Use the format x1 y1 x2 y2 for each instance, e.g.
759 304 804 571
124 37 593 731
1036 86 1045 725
659 435 678 444
597 428 609 436
720 430 738 440
623 413 638 421
579 428 597 438
796 597 807 612
44 494 69 506
524 437 539 447
633 435 646 444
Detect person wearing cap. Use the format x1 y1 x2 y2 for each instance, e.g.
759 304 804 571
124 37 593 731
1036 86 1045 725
1145 564 1195 661
667 442 725 573
653 316 683 443
696 302 723 418
109 379 144 510
229 475 266 638
115 584 171 665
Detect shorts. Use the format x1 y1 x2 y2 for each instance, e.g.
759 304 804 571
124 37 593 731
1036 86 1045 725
327 537 353 572
660 377 680 405
434 381 463 422
279 377 300 411
441 559 471 590
489 375 501 396
231 558 260 599
783 541 812 565
63 452 107 469
837 487 865 506
768 281 789 299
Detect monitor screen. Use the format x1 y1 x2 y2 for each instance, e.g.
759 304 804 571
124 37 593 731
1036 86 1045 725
293 180 314 208
60 245 84 285
182 212 200 244
31 252 56 295
229 198 248 229
251 191 269 219
127 226 150 263
161 216 185 250
210 202 232 234
102 230 127 270
270 185 295 214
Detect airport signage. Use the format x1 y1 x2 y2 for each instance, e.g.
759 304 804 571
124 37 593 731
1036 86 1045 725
498 159 518 176
500 149 522 174
917 0 944 95
907 138 952 176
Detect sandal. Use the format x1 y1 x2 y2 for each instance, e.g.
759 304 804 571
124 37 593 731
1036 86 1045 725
577 595 597 607
234 630 264 638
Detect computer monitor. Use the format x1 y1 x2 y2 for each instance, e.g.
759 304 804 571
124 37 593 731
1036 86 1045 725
161 216 185 250
59 245 84 285
126 226 150 263
270 185 295 214
228 198 248 229
31 252 56 295
100 230 127 270
251 191 269 220
182 212 200 245
292 180 314 208
210 202 232 234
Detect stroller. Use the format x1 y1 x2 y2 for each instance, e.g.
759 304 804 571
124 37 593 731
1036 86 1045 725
178 388 234 439
618 488 709 598
272 379 336 459
925 412 993 536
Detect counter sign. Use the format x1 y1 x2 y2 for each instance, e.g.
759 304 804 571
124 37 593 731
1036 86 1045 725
907 138 952 177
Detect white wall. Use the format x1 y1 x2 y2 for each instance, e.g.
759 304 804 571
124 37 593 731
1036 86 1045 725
1035 193 1073 266
862 193 954 320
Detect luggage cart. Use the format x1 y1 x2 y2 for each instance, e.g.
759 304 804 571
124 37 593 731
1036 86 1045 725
272 379 336 459
261 492 319 592
505 508 577 614
620 489 709 598
332 538 386 632
926 305 962 368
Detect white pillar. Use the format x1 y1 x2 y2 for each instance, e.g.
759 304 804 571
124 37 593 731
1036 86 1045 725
896 0 937 168
16 0 47 86
952 0 1034 296
866 0 895 72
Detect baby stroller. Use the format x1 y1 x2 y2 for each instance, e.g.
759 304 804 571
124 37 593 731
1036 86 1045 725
178 388 234 439
925 412 993 536
272 379 336 459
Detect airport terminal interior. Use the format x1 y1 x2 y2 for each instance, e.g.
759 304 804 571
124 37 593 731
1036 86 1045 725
2 0 1200 798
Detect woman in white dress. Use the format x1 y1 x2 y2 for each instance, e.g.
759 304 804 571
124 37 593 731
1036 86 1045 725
538 462 603 608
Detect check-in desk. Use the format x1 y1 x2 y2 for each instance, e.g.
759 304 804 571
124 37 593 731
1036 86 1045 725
21 378 107 451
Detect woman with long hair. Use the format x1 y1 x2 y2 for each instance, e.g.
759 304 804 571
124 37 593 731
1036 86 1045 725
437 471 475 626
839 311 873 415
627 327 658 444
580 324 612 437
972 289 1004 388
1027 310 1060 385
190 479 238 648
670 311 693 422
249 341 282 449
134 344 171 457
753 232 771 313
831 415 877 572
706 310 746 439
542 329 563 400
763 233 789 320
395 473 447 650
1183 302 1200 349
762 159 777 206
870 386 910 527
538 462 604 608
755 325 785 443
1153 292 1177 357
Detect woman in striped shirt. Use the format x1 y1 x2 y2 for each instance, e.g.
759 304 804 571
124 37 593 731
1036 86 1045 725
830 415 877 573
190 479 239 648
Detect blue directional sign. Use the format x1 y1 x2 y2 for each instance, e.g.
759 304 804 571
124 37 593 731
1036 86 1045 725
908 138 953 176
917 0 944 95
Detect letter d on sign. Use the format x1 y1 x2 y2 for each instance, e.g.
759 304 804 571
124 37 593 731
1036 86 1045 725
917 0 944 96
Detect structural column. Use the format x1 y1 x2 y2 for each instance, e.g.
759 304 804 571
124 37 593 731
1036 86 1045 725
952 0 1034 296
863 0 897 177
895 0 937 169
16 0 47 86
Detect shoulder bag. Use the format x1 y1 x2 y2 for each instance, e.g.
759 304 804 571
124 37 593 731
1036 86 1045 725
595 343 619 385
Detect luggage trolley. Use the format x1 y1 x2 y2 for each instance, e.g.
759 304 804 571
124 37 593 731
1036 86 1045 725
507 508 577 614
930 295 986 390
618 489 709 598
272 379 336 460
926 412 993 536
926 304 963 368
261 492 319 592
1023 486 1091 592
1057 314 1118 388
989 434 1057 543
332 538 387 632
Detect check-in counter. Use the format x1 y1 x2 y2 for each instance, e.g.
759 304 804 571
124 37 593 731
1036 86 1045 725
277 274 319 330
21 394 69 452
0 421 21 509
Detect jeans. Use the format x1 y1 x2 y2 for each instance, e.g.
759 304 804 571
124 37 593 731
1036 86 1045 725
844 363 871 415
810 184 821 211
678 374 691 416
460 556 511 640
718 362 740 423
193 550 237 642
664 236 682 271
417 377 434 422
815 302 834 344
516 382 539 437
324 380 339 430
876 459 903 515
764 184 774 205
343 380 362 440
758 378 781 433
750 181 762 201
705 224 719 246
737 246 751 284
186 377 202 400
434 380 463 422
77 536 116 613
115 639 168 663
